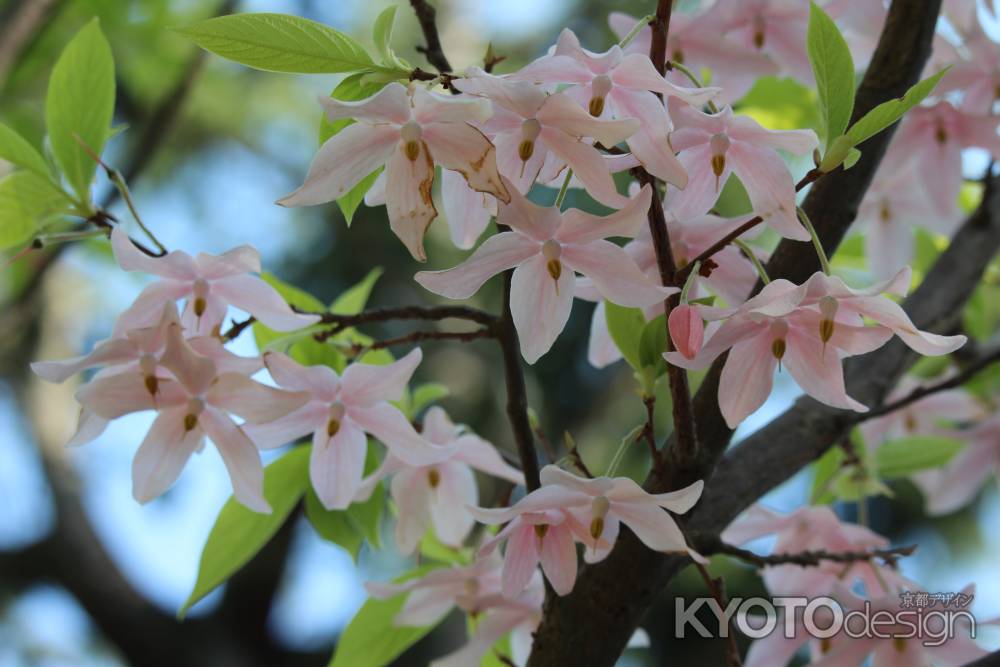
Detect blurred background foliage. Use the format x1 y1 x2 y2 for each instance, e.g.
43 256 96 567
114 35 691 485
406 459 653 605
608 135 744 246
0 0 997 666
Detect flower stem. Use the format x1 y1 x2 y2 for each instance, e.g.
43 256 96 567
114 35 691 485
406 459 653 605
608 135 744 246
618 14 654 48
796 206 832 275
554 168 573 209
679 260 700 302
733 239 770 284
666 61 719 114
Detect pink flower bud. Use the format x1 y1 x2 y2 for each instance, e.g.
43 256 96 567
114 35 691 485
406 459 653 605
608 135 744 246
668 304 704 360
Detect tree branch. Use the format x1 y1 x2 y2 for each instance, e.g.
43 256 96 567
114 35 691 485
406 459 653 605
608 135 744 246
409 0 452 74
704 538 917 569
858 345 1000 421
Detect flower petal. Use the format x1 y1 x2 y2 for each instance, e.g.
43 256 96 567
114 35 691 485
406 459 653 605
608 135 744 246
277 123 399 207
32 338 138 383
414 232 537 300
502 523 541 598
718 332 778 428
341 348 422 406
556 184 651 244
242 401 327 450
385 141 437 262
541 127 629 208
412 85 492 125
111 227 196 279
726 142 809 241
211 274 320 332
429 462 477 547
538 523 578 595
131 407 202 503
390 466 433 555
537 92 639 147
452 434 524 485
783 329 867 413
350 402 453 466
424 123 509 201
200 407 270 513
311 419 368 510
563 240 673 308
206 373 310 424
263 351 340 398
511 254 575 364
453 71 546 119
440 168 495 249
317 82 410 124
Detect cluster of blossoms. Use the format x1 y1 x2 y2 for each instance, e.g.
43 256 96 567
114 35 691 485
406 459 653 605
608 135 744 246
28 0 1000 665
725 505 989 667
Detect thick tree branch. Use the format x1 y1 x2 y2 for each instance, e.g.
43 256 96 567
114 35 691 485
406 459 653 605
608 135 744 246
961 650 1000 667
704 538 917 569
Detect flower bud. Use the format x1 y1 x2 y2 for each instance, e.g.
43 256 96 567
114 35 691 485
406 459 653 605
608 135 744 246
668 304 704 360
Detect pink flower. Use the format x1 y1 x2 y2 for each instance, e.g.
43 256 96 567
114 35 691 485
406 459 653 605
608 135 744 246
512 28 719 187
243 349 451 509
666 278 893 427
416 183 672 363
277 82 510 261
855 165 960 281
110 228 319 336
802 268 968 357
583 207 764 368
356 406 524 555
365 553 510 627
880 101 1000 218
698 0 813 84
469 464 704 596
722 504 896 598
667 97 818 240
669 304 705 359
936 4 1000 113
913 412 1000 515
609 11 779 105
859 374 984 451
453 69 639 208
75 320 310 512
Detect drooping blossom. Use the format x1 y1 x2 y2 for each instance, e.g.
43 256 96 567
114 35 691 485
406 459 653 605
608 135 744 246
243 349 452 510
453 69 639 208
609 11 778 105
722 504 897 599
667 269 966 427
416 183 673 363
913 412 1000 515
696 0 813 84
277 82 510 261
669 304 705 359
355 406 524 555
110 227 319 336
665 278 893 427
468 464 704 596
936 16 1000 114
512 28 719 187
75 320 309 512
859 374 984 451
802 583 986 667
369 557 544 667
667 97 818 240
879 100 1000 219
854 163 961 280
583 205 764 368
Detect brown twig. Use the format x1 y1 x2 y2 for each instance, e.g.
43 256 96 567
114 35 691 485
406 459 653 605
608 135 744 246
694 563 743 667
858 346 1000 421
313 305 496 340
705 539 917 569
221 316 256 342
640 395 659 463
409 0 452 74
673 169 823 286
345 328 493 352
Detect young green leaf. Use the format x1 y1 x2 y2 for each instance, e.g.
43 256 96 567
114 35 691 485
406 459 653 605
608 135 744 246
176 13 375 73
638 314 668 373
305 487 364 560
845 69 948 147
875 435 965 479
328 565 443 667
0 122 53 179
371 5 409 70
410 383 451 416
0 171 71 250
604 301 646 370
807 1 856 147
331 267 384 314
45 18 115 202
179 446 310 618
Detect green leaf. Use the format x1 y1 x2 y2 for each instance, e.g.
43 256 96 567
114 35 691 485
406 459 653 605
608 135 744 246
810 446 844 504
845 69 948 147
807 1 856 147
371 6 409 70
337 168 382 225
0 122 53 179
638 315 668 372
604 301 646 370
843 147 861 169
180 446 310 617
176 13 375 74
410 383 450 416
305 487 364 560
328 566 442 667
875 436 964 479
0 171 71 250
45 18 115 202
331 267 383 314
344 444 384 548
